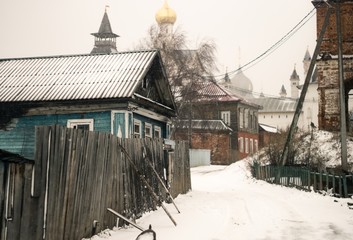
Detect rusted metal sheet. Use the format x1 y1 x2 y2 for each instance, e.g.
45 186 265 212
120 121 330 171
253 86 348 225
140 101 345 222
0 50 157 102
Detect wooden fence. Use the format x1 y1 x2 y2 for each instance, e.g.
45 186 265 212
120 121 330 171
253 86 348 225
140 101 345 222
253 164 353 198
0 125 191 240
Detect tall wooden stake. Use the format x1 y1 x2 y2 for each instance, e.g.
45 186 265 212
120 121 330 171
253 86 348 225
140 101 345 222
281 6 333 165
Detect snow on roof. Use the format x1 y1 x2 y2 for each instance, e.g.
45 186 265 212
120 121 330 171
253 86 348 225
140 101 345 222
0 50 158 102
175 119 233 132
259 123 279 133
251 97 298 113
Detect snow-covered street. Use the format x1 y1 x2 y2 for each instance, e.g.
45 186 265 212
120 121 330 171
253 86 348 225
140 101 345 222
91 160 353 240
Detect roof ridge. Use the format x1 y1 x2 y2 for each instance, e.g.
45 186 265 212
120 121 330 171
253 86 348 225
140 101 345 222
0 49 159 61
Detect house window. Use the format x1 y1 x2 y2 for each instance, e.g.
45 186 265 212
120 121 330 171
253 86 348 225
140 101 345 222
239 109 244 128
221 111 231 125
249 112 253 129
67 119 94 131
154 126 161 138
244 109 249 128
250 139 253 154
255 140 258 152
238 137 244 153
134 120 141 138
245 138 249 153
145 123 152 138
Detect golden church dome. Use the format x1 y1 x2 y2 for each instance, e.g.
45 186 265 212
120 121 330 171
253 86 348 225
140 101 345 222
155 1 177 25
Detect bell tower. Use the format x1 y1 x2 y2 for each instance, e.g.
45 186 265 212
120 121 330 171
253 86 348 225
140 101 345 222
91 8 119 54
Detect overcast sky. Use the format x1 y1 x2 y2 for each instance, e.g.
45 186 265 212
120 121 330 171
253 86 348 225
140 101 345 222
0 0 317 96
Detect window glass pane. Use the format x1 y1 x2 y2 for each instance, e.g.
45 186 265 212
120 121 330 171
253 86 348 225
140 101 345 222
77 124 89 130
145 123 152 138
154 126 161 138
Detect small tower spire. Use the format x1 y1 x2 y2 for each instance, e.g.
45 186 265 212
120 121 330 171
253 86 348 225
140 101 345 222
290 64 300 98
224 67 230 84
280 85 287 99
91 8 119 54
303 47 312 76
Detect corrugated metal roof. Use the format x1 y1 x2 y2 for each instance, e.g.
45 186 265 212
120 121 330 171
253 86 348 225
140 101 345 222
0 50 157 102
250 97 298 113
194 80 241 102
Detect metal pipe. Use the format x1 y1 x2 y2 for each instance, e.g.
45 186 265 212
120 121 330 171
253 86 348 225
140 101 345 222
335 0 348 170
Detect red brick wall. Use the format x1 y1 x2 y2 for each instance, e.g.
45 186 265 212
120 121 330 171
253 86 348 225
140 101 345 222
237 131 259 160
315 1 353 55
314 1 353 131
174 130 231 165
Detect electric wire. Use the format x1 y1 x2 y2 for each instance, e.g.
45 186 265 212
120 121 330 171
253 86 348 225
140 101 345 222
212 7 317 81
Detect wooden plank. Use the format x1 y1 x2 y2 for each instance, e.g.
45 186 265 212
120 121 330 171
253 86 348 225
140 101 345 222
342 175 348 198
339 176 343 197
33 126 43 197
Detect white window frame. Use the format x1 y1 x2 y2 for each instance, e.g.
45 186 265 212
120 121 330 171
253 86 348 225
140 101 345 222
238 137 244 153
221 111 231 125
67 119 94 131
245 138 249 153
255 139 258 152
154 126 161 138
145 123 152 138
245 109 249 128
133 120 141 138
239 109 244 128
250 139 254 154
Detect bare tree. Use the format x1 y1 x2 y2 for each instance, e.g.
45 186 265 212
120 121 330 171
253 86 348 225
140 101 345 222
137 25 218 118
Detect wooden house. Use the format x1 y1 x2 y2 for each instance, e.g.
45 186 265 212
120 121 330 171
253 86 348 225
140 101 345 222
174 80 261 164
0 50 176 160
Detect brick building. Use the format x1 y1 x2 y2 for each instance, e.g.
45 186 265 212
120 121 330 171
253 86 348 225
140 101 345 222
174 80 261 164
313 0 353 131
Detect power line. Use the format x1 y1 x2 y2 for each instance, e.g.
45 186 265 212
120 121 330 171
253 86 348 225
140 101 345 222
213 7 317 81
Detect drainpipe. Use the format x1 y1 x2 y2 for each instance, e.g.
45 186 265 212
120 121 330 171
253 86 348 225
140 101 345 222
336 0 348 170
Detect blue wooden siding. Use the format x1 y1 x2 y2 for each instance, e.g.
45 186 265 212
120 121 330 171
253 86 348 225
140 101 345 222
133 113 167 138
0 111 111 160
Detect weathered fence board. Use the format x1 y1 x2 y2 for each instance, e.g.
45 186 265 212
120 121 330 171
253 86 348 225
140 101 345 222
0 125 191 240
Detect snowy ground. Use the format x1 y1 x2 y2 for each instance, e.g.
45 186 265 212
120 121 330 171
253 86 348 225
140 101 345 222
88 159 353 240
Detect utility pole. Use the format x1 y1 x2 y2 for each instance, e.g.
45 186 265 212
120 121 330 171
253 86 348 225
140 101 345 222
335 0 348 170
281 6 333 165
